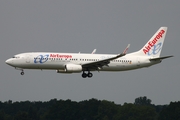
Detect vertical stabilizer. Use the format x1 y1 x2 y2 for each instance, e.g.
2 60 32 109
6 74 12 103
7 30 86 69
134 27 167 57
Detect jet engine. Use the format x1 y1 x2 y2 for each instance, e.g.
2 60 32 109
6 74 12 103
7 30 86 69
56 64 82 73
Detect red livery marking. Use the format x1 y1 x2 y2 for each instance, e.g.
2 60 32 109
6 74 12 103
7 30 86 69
50 54 72 59
143 29 165 54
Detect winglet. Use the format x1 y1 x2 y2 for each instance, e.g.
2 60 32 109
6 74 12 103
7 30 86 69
91 49 97 54
114 44 130 59
122 44 130 55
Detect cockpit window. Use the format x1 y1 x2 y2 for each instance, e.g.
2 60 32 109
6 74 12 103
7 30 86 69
12 56 20 58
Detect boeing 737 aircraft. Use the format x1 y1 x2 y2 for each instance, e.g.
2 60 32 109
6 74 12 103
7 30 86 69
5 27 173 78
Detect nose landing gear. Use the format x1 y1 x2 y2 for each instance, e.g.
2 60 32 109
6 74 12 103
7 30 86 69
21 71 24 75
15 67 24 75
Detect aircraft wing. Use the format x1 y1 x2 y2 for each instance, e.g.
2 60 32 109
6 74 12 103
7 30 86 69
82 44 130 71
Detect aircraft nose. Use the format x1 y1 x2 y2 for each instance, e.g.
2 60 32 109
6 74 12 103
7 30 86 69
5 59 13 65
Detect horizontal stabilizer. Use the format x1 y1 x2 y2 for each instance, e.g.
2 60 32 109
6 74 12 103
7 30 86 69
150 55 173 61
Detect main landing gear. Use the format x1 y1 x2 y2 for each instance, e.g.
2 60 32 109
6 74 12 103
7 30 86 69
82 71 93 78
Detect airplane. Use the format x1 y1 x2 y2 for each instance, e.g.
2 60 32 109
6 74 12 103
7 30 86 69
5 27 173 78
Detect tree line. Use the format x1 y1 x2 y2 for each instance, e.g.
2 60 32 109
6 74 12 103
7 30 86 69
0 96 179 120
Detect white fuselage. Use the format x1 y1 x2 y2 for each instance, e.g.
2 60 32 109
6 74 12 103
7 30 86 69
5 52 159 72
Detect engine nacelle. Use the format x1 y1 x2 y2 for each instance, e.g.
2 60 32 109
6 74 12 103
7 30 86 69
65 64 82 73
56 64 82 73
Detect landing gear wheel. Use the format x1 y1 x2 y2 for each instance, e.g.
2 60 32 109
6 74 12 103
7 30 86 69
88 73 93 78
21 72 24 75
82 73 87 78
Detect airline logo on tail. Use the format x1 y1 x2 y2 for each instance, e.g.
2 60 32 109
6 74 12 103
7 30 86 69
143 29 165 55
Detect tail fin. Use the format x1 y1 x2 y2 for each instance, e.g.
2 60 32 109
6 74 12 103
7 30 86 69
134 27 167 57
